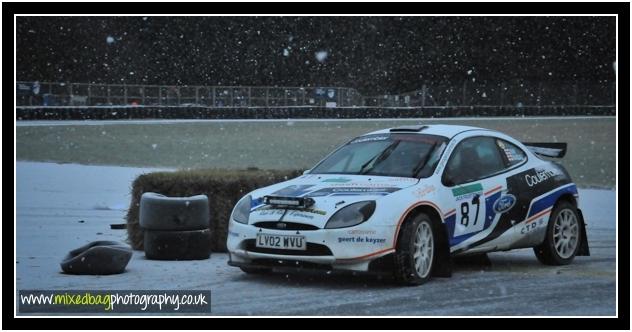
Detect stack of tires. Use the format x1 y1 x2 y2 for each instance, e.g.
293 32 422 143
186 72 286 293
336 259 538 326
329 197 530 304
139 192 212 260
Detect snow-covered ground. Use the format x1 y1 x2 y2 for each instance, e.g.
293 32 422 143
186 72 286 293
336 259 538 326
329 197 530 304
15 162 616 316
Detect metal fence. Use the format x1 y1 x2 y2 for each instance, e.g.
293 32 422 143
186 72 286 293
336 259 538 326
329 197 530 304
16 80 615 108
364 80 615 107
15 82 364 108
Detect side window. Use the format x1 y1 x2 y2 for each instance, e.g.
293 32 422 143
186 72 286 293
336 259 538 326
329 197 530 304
443 137 506 185
496 139 527 167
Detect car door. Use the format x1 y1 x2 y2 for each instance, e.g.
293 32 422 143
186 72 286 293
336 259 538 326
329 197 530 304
441 136 509 249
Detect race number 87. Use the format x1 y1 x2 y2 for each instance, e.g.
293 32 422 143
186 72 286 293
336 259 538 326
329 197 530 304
460 195 481 227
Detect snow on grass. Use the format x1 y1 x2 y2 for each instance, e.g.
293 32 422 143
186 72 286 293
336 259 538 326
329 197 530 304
15 118 616 188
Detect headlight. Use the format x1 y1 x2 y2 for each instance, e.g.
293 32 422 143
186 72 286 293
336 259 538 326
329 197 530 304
232 195 252 224
324 201 376 229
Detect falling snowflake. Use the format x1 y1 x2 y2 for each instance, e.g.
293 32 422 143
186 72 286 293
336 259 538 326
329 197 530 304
315 51 328 63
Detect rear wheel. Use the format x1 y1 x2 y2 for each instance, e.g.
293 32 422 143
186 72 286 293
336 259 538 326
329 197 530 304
534 200 581 265
393 213 438 285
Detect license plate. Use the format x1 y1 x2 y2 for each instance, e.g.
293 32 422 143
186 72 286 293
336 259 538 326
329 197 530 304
256 234 306 250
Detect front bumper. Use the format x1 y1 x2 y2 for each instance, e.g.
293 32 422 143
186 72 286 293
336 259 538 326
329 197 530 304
230 249 336 265
227 220 395 272
226 257 394 277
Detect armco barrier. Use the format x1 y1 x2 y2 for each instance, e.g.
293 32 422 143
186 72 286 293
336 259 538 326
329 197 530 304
16 106 615 120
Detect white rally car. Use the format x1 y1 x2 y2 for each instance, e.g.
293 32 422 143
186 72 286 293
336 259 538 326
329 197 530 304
227 124 589 285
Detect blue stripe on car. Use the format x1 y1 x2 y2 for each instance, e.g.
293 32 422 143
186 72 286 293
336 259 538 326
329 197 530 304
527 184 578 218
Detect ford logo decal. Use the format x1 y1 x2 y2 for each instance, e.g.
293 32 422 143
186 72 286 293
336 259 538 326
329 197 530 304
493 194 516 214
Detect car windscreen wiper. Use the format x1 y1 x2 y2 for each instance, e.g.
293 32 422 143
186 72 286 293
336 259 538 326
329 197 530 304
359 141 401 175
412 141 438 178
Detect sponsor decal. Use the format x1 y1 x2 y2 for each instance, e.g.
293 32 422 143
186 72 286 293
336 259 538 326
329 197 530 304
414 184 436 198
493 194 516 214
322 177 352 183
524 168 559 187
303 208 327 215
286 210 325 220
309 187 400 197
331 187 396 193
520 219 545 234
365 237 387 244
502 148 521 162
383 177 418 183
338 236 386 244
496 140 523 162
254 209 285 216
350 135 390 144
451 183 483 198
338 236 355 243
347 229 377 235
287 211 315 220
328 182 404 188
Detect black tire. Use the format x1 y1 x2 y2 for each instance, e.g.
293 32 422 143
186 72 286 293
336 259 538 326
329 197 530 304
61 241 132 275
534 200 581 265
139 192 210 231
393 213 439 286
240 266 272 274
144 229 212 260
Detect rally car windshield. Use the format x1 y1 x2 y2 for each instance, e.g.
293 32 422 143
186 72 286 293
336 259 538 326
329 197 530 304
310 134 449 178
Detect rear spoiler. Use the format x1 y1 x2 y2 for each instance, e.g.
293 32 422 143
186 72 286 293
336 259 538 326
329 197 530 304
522 142 567 158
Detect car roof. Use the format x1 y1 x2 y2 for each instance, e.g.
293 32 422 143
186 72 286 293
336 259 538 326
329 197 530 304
364 124 490 139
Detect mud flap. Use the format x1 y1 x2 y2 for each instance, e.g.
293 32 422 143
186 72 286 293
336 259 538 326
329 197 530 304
432 223 453 278
576 209 590 256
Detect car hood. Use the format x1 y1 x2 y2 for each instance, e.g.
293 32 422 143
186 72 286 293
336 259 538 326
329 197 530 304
248 174 419 226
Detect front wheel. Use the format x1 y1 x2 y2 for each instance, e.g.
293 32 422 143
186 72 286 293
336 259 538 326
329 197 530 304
533 200 581 265
393 213 438 286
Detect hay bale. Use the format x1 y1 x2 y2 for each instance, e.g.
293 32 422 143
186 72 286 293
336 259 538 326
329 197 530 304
126 168 301 252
